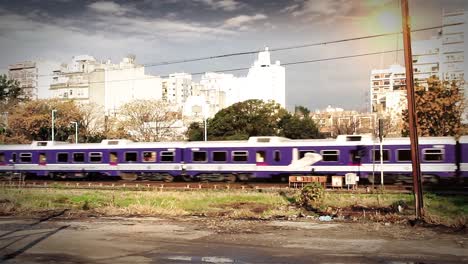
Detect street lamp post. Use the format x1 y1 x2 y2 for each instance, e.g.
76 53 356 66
204 117 207 142
70 122 78 144
51 109 57 141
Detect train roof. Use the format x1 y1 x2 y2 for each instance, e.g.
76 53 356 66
0 135 457 151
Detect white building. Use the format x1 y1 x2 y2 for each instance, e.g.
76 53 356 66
50 55 162 116
241 47 286 108
162 73 192 106
370 10 467 116
182 47 286 121
103 57 162 115
8 60 58 99
370 64 406 114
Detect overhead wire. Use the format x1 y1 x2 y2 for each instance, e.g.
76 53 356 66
4 22 462 79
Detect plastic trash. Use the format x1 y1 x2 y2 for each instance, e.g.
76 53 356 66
318 215 332 221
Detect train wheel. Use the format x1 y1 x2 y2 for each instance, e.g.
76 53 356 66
225 174 236 183
182 175 192 182
163 174 174 183
120 172 138 181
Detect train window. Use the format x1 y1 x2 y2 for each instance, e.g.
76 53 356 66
397 149 411 162
125 152 138 162
299 150 316 159
371 149 390 162
232 151 248 162
109 152 118 163
212 151 227 162
193 151 207 162
274 150 281 162
321 150 339 162
73 152 85 163
89 152 103 163
39 153 47 163
142 151 156 162
423 149 444 161
20 153 32 163
57 153 68 163
256 151 266 162
160 151 175 162
0 153 4 163
12 153 17 163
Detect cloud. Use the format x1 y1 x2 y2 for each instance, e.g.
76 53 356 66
279 4 300 14
222 14 268 29
87 1 137 15
195 0 244 11
285 0 354 23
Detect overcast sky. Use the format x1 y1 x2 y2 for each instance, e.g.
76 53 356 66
0 0 467 111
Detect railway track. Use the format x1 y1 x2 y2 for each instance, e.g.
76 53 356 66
0 178 465 194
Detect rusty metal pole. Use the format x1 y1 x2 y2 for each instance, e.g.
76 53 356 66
401 0 424 219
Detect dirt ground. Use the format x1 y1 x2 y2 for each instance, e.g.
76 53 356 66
0 214 466 264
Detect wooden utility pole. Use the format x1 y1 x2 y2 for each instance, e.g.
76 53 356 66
401 0 424 219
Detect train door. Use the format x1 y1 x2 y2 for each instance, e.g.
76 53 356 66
39 152 47 166
109 152 118 166
256 150 267 166
349 146 365 166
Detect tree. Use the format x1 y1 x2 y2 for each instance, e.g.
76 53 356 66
78 103 106 143
402 77 464 137
207 99 289 140
0 74 27 109
186 122 204 141
280 114 321 139
5 99 82 143
118 99 183 142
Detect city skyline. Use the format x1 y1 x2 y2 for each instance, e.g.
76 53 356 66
1 0 467 111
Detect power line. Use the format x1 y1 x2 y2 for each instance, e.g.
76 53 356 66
31 49 403 89
144 22 462 67
4 22 462 79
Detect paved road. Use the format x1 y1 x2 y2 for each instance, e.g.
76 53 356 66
0 215 466 263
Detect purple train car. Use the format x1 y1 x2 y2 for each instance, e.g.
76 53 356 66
183 136 322 182
0 135 464 183
0 139 185 181
458 135 468 178
292 135 457 184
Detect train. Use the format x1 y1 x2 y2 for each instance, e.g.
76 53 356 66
1 134 467 184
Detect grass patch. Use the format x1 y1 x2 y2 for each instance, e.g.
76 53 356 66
0 188 298 219
0 188 465 227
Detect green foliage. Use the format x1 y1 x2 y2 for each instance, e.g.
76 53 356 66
208 99 288 140
279 114 321 139
402 77 464 136
204 100 321 140
0 74 27 107
186 122 204 141
300 182 325 210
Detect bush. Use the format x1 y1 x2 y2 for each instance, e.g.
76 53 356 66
300 182 325 211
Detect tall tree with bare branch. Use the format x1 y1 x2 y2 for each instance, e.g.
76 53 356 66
118 99 183 142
